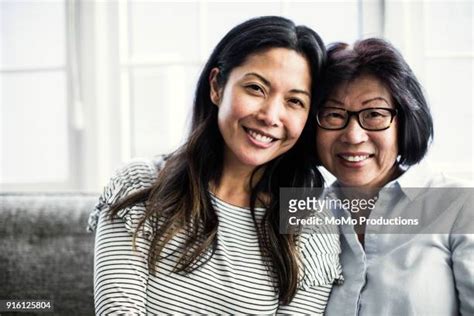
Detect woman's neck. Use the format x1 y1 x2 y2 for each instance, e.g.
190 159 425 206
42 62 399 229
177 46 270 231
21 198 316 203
211 161 263 208
339 164 405 200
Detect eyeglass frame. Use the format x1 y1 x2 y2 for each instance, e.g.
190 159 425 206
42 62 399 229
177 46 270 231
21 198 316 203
316 106 398 131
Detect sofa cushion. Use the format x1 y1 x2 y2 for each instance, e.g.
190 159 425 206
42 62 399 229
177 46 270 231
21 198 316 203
0 193 97 315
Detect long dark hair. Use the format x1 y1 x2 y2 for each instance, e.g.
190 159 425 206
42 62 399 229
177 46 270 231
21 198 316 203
109 16 326 304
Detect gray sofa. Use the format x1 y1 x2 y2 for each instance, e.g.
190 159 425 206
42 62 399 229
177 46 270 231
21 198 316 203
0 193 97 315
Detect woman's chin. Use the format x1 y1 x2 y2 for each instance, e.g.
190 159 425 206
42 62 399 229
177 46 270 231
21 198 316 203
338 177 372 188
240 157 269 168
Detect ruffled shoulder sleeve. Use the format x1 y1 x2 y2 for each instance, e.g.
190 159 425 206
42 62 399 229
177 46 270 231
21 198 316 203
297 211 344 290
87 155 167 239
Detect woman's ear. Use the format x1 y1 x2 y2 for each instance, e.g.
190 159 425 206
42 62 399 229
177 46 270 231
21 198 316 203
209 68 222 106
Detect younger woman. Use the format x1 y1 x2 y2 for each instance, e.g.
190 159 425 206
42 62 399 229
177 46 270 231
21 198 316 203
88 16 342 314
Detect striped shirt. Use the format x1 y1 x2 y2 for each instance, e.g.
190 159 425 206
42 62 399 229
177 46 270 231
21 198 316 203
88 158 343 315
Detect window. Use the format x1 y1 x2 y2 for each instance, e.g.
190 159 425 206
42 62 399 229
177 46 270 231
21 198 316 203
384 0 473 180
2 0 472 192
1 0 75 191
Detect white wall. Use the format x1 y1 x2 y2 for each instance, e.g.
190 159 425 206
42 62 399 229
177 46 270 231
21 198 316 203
384 0 473 181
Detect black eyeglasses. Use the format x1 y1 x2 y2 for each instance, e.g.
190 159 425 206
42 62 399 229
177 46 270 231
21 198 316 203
316 107 398 131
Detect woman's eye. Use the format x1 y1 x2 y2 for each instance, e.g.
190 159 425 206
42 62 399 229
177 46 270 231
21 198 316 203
367 111 386 118
288 98 305 108
246 84 264 94
327 112 344 119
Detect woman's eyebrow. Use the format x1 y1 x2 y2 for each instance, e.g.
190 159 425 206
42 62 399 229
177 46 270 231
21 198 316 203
326 98 344 105
243 72 270 86
362 97 390 105
291 89 311 98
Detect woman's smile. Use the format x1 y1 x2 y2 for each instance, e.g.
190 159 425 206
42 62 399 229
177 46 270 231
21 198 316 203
243 126 279 148
337 152 375 167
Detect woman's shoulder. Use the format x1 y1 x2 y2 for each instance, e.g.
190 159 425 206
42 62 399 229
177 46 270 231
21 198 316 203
119 155 167 180
113 155 166 187
99 155 166 202
86 155 168 233
398 162 473 188
297 224 344 290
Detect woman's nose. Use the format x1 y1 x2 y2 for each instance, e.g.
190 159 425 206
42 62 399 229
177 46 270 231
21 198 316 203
256 97 283 127
339 116 369 144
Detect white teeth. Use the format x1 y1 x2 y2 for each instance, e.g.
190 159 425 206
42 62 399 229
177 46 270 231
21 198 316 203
341 155 370 162
248 129 274 143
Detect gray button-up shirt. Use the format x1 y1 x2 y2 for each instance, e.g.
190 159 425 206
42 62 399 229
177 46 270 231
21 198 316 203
325 164 474 316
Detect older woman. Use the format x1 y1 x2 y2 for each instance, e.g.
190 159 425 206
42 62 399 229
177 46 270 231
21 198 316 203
316 39 473 315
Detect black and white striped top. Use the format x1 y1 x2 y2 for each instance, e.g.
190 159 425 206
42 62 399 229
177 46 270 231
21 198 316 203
88 158 343 315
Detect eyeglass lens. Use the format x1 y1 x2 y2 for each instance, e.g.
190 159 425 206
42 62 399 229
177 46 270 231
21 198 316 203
317 108 394 130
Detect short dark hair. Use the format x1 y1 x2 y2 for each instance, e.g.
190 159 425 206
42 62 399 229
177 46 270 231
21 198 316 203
318 38 433 166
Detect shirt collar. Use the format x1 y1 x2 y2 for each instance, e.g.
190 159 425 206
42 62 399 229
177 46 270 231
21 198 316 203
390 162 438 200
